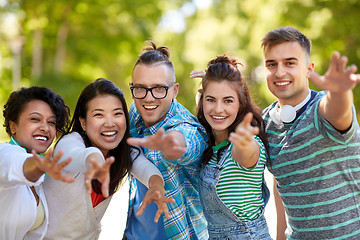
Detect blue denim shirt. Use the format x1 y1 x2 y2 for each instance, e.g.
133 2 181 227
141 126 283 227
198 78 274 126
124 99 208 240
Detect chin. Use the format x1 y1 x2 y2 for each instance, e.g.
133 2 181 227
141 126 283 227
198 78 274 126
35 148 48 154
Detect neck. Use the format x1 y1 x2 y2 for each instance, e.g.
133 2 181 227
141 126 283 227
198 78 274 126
213 130 228 146
278 89 311 109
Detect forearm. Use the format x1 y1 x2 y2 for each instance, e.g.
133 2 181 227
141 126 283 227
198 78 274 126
131 148 163 188
23 156 44 182
85 152 105 169
321 90 353 131
232 139 260 169
148 175 165 189
273 179 287 240
56 133 103 172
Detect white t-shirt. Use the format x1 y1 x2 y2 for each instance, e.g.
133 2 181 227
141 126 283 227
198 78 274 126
0 143 49 240
43 132 162 239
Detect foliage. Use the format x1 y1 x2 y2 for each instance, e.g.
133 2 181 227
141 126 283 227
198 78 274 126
0 0 359 139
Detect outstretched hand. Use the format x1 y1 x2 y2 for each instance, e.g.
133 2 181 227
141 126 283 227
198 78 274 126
127 128 186 160
229 113 260 168
136 180 175 223
84 156 115 198
309 51 360 93
32 148 74 183
229 112 259 150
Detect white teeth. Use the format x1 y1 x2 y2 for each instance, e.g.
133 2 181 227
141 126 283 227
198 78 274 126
212 116 226 120
35 136 47 141
144 105 157 110
102 131 116 136
275 81 290 86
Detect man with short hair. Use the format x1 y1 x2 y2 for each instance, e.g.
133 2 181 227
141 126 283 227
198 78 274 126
261 26 360 239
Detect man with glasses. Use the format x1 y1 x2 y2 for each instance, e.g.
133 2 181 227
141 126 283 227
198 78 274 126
123 41 208 240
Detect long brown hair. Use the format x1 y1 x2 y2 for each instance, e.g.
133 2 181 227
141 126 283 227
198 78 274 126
196 55 269 165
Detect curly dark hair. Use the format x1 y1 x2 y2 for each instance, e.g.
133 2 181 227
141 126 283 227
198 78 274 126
3 86 70 138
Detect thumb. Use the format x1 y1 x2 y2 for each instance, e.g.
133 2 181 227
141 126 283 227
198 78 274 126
127 137 142 146
155 128 165 138
239 112 253 129
309 71 327 90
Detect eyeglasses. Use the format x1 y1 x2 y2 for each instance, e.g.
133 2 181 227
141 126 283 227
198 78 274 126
129 82 175 99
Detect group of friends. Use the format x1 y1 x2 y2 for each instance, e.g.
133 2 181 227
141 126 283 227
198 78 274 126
0 26 359 240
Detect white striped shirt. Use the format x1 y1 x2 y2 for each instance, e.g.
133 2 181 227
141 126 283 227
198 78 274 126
208 137 267 222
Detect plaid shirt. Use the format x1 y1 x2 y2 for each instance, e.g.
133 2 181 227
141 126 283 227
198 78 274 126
126 99 208 240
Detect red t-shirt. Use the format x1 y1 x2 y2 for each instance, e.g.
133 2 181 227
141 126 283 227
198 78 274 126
91 183 104 207
90 154 109 207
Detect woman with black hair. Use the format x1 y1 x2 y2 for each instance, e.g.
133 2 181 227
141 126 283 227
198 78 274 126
44 78 173 239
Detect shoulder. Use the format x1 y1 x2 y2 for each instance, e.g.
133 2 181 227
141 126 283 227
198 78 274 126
0 142 25 153
61 132 82 141
167 101 201 127
56 132 85 147
309 90 325 106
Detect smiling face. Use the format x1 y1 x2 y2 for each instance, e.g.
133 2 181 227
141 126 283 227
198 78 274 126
80 94 126 156
131 63 178 128
202 80 240 144
10 100 56 153
264 41 314 106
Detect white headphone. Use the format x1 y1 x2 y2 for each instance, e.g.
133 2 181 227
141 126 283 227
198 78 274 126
269 90 311 124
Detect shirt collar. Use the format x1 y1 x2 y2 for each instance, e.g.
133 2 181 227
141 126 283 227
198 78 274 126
133 99 178 132
9 136 27 152
212 138 229 152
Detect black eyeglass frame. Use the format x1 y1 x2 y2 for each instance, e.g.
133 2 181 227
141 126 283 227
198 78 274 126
129 82 175 99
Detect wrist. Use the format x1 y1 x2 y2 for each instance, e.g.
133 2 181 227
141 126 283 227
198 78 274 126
23 156 45 182
148 174 164 189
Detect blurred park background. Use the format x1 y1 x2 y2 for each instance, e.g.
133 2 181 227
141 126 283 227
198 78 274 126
0 0 359 238
0 0 359 142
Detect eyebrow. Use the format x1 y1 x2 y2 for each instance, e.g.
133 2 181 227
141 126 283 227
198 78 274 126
91 107 123 112
266 57 298 63
30 112 41 115
284 57 298 61
205 95 235 99
29 112 56 119
132 83 169 87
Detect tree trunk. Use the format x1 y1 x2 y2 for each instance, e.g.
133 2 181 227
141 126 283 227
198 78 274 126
31 28 43 78
53 23 69 72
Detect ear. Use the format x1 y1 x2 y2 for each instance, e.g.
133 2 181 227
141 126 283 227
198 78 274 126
306 62 315 78
196 89 203 106
129 82 135 100
79 117 86 132
9 121 16 135
172 83 179 99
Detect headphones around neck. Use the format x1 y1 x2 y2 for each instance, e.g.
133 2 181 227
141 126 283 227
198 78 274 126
269 90 311 124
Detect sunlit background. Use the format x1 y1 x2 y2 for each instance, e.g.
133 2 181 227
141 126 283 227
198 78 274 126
0 0 359 238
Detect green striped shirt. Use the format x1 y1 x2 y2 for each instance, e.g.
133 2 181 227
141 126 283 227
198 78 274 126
208 137 267 222
263 91 360 240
